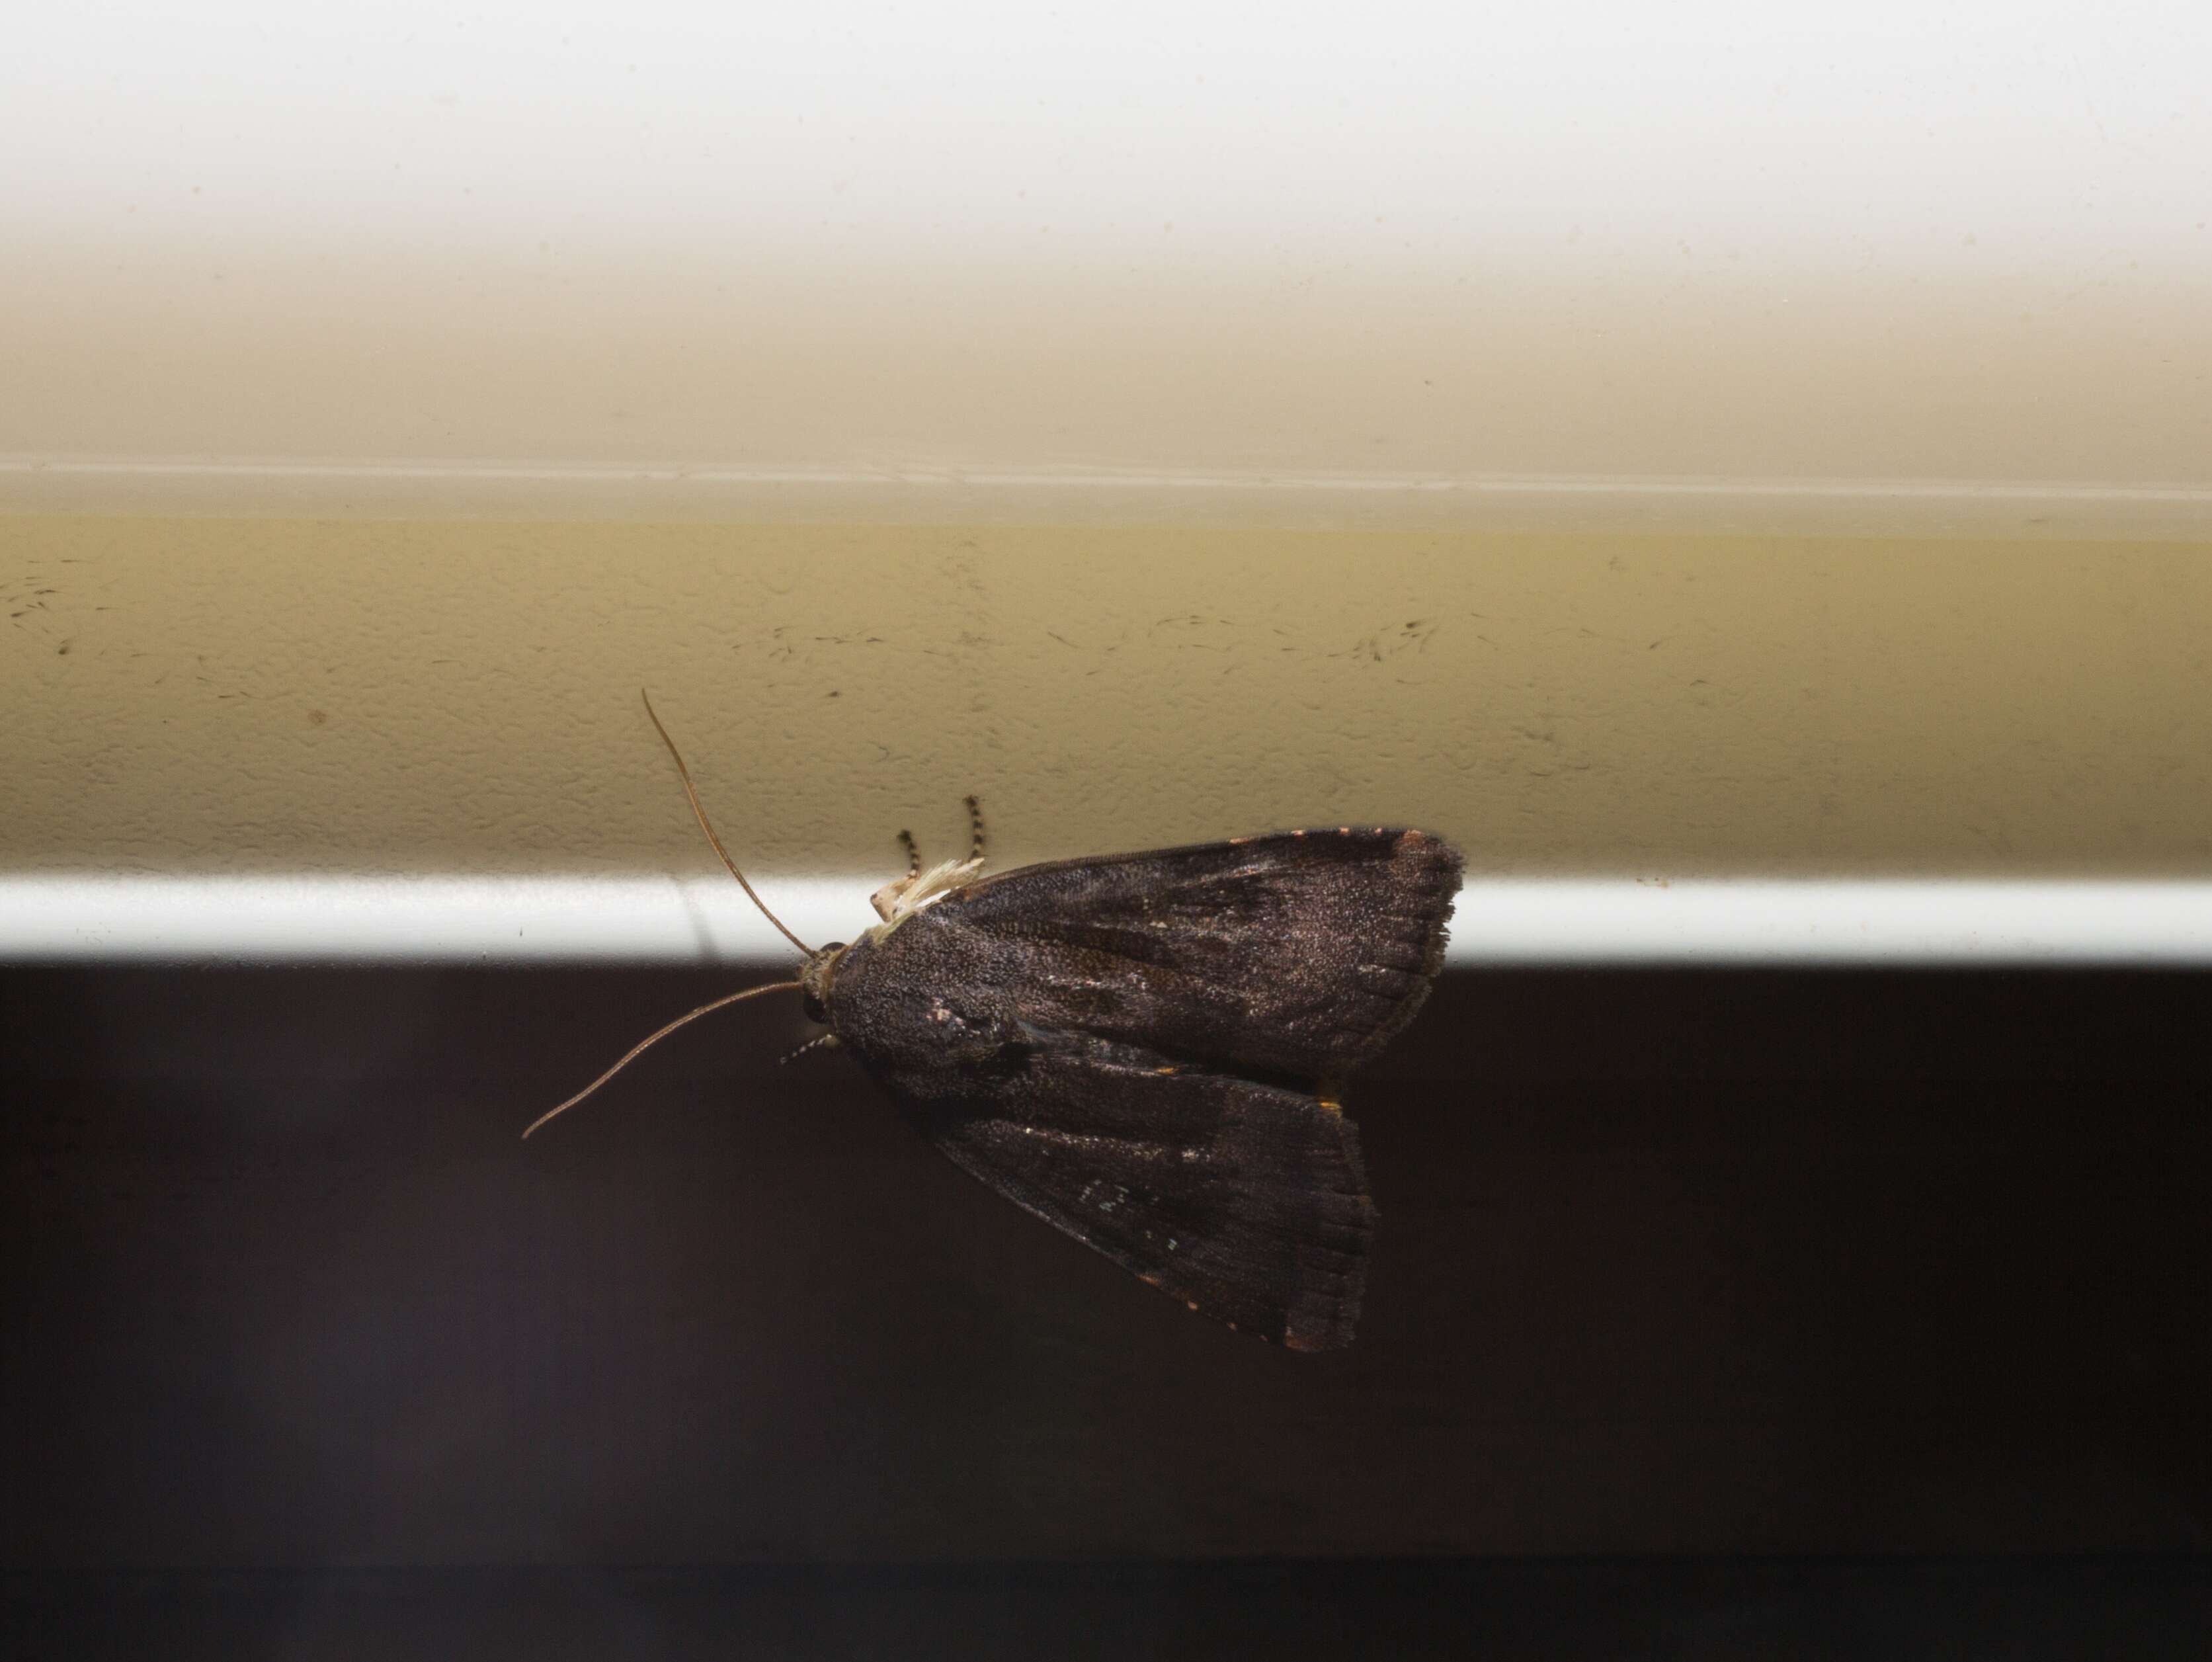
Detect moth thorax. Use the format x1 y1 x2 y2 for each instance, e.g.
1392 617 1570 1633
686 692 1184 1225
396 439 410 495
867 856 985 936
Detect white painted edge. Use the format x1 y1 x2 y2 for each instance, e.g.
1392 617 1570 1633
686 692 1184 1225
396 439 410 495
5 458 2211 537
6 876 2212 966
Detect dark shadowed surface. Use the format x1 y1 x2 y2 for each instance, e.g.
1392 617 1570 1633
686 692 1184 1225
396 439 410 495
1 967 2207 1655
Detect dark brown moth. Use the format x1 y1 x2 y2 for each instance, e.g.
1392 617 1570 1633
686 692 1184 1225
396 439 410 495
529 694 1461 1352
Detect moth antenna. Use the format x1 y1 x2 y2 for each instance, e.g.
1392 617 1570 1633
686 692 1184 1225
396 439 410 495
639 689 813 956
965 795 986 864
522 979 803 1139
897 828 920 882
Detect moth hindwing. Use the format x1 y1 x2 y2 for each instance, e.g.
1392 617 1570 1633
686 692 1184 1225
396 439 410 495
809 825 1462 1351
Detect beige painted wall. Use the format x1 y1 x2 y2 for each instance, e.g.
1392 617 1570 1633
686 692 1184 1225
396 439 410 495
6 517 2209 880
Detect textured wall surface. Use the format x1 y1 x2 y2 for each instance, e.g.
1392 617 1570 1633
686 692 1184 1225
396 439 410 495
5 517 2211 879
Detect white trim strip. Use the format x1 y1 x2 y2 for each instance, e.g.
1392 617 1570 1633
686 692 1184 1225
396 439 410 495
6 876 2212 967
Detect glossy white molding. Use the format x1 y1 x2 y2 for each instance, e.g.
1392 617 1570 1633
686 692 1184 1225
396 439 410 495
7 876 2212 966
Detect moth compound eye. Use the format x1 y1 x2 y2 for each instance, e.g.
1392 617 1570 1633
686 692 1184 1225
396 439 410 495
801 991 827 1024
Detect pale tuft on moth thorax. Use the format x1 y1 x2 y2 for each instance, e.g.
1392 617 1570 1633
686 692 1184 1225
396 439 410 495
866 856 986 940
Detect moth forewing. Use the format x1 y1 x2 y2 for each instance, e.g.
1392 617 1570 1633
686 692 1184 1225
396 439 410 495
815 827 1461 1349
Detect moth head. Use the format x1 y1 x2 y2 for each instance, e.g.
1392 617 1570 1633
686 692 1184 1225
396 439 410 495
799 941 848 1024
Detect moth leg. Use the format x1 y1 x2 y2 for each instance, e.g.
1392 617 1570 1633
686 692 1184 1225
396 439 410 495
965 795 987 866
778 1032 840 1065
897 827 921 882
